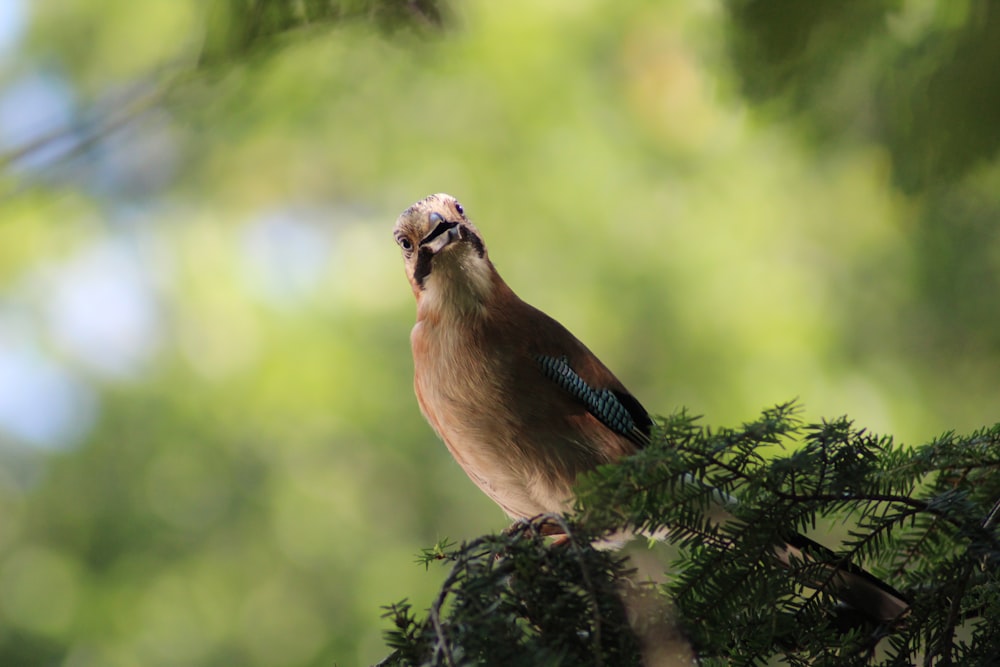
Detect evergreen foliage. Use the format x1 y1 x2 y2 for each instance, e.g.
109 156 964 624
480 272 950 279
5 2 1000 664
380 404 1000 665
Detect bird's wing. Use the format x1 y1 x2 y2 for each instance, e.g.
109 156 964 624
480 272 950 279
494 297 651 450
533 352 651 449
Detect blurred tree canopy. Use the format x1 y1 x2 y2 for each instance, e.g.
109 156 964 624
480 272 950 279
0 1 998 665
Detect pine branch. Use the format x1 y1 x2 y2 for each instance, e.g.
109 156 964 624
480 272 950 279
377 404 1000 666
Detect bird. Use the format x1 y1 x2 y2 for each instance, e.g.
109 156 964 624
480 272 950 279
393 192 909 625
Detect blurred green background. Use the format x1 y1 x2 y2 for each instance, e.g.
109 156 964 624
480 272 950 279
1 0 998 664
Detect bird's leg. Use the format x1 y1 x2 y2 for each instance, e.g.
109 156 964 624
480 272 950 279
504 514 568 539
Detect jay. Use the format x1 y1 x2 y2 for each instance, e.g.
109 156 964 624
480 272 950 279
393 193 909 625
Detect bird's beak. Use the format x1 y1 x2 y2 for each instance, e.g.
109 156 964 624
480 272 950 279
419 213 461 254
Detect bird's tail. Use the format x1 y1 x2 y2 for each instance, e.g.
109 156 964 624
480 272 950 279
773 533 910 625
675 473 910 625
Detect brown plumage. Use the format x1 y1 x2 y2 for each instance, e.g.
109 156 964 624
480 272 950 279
393 193 909 625
393 193 648 520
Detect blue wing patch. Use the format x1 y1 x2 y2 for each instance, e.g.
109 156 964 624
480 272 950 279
535 354 650 446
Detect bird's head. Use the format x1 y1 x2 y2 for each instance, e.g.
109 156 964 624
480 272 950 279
394 193 496 315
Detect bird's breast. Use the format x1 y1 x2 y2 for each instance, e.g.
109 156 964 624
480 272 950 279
411 318 508 445
410 317 582 519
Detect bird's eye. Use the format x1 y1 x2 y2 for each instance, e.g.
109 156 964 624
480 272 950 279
398 237 413 252
455 202 464 216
